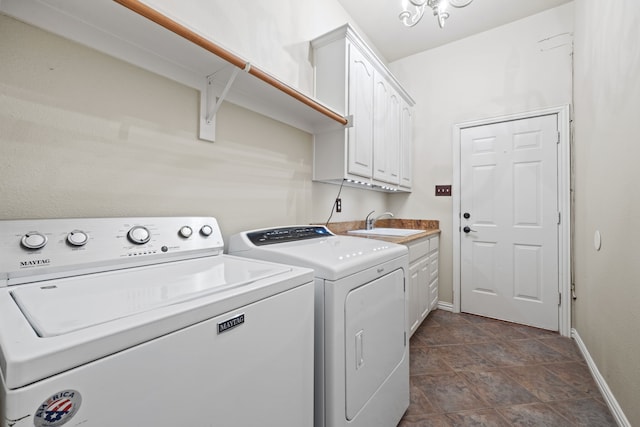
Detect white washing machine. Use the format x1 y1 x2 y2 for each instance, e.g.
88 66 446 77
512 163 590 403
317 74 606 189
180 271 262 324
228 226 410 427
0 217 314 427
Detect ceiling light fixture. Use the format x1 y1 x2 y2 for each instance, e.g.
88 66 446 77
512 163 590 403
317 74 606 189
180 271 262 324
399 0 474 29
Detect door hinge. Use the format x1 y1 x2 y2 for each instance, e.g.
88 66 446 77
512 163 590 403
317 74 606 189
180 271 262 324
558 292 562 306
557 131 561 144
558 212 561 225
404 331 407 346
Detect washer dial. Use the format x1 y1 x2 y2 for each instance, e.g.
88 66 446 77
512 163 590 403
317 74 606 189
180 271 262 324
127 226 151 245
21 232 48 250
179 226 193 238
67 230 89 247
200 225 213 237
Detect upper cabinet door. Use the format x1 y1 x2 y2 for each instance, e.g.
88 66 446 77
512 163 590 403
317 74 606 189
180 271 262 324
373 71 400 185
387 90 401 184
373 71 389 182
400 100 413 189
347 44 374 178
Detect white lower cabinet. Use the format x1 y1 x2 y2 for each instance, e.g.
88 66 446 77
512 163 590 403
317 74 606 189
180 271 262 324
407 234 439 337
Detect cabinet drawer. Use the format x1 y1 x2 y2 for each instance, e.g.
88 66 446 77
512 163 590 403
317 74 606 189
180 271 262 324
408 239 429 263
429 253 438 282
428 235 439 252
429 277 438 293
429 278 439 308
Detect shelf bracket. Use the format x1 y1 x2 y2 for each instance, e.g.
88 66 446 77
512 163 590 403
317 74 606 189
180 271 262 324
344 115 354 129
199 63 251 142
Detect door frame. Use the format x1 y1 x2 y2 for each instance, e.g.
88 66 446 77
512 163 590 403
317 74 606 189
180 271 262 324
452 105 571 336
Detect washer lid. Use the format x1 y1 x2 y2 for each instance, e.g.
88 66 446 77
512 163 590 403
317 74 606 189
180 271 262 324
11 256 291 338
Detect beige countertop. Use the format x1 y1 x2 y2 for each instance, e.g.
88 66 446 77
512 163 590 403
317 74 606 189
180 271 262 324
326 219 440 245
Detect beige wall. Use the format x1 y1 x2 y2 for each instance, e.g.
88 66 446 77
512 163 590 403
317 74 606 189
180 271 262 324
0 14 386 242
388 4 574 304
140 0 383 96
573 0 640 424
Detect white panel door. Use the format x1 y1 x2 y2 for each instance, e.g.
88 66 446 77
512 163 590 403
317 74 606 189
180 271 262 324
460 114 559 330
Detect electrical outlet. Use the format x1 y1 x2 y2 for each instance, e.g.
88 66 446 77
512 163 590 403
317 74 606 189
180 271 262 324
435 185 452 196
336 198 342 212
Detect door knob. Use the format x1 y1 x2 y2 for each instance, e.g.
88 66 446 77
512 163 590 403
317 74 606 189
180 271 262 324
463 226 477 233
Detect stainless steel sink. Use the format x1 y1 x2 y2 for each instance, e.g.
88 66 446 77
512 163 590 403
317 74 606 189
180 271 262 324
347 228 424 237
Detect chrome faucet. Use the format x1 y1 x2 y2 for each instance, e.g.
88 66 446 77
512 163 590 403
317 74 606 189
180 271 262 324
365 210 376 230
365 210 394 230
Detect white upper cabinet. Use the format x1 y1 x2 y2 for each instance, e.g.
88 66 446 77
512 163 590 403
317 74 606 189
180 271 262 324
312 24 415 192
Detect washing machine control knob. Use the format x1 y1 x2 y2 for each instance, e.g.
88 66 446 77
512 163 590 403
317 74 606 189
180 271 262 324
178 226 193 238
67 230 89 247
127 226 151 245
200 225 213 237
21 232 48 250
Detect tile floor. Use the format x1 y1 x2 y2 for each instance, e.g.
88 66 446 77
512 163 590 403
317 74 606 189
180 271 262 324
398 309 617 426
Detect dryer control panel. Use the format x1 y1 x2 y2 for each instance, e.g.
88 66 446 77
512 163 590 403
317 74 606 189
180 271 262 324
247 226 333 246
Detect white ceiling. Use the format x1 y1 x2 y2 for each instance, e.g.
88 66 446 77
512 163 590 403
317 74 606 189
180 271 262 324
337 0 572 62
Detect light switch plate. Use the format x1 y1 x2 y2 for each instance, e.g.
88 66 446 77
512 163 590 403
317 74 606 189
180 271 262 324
435 185 452 196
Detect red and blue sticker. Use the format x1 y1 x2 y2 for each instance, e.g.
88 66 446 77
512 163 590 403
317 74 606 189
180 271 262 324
34 390 82 427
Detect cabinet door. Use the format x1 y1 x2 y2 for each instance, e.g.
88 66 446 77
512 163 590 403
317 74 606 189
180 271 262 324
429 278 439 310
429 252 439 310
372 72 388 182
408 261 420 336
373 72 400 185
386 90 401 184
400 100 413 189
418 257 430 320
347 44 374 178
428 236 439 310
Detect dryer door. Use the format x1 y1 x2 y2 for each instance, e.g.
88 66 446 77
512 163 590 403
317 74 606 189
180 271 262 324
345 268 406 420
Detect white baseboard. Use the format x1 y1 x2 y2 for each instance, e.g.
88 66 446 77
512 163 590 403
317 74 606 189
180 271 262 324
571 328 630 427
437 301 453 311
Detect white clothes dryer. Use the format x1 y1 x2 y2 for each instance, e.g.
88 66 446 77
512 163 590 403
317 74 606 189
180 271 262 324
228 226 410 427
0 217 314 427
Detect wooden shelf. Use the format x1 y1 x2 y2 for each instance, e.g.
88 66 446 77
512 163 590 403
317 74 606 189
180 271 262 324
1 0 347 140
